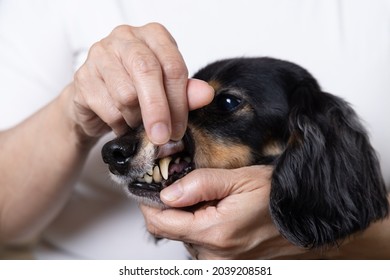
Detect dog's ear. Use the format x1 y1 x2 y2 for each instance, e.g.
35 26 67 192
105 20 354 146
270 78 389 248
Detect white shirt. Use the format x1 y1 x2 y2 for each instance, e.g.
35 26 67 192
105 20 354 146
1 0 389 259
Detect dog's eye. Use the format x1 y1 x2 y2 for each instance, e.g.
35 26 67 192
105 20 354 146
215 94 242 112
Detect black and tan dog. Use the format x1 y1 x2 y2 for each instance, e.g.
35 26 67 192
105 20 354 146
102 57 388 248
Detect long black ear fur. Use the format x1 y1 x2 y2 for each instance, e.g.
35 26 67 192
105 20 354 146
270 78 389 248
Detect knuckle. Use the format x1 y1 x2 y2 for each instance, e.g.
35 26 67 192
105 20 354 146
111 24 134 36
141 22 177 46
142 22 167 33
144 22 177 47
131 54 161 76
145 219 162 237
114 82 138 108
88 41 105 58
163 59 188 80
208 231 238 251
73 66 91 88
73 67 85 84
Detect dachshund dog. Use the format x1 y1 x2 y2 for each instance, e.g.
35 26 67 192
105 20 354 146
101 57 389 248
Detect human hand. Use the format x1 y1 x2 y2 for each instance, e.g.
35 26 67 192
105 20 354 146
66 23 214 143
139 166 310 259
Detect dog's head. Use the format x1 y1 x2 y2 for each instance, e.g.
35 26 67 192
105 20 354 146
102 57 388 248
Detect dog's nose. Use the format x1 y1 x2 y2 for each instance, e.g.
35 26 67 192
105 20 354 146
101 137 137 175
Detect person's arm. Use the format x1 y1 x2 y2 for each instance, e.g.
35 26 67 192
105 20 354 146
0 23 214 245
0 90 95 244
140 167 390 259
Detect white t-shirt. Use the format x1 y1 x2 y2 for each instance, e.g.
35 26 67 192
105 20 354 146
1 0 389 259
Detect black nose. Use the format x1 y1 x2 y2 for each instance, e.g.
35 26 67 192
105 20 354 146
101 136 138 175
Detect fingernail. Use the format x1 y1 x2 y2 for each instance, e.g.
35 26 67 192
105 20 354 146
161 183 183 202
150 122 170 144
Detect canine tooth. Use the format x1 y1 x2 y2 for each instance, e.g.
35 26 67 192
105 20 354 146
138 177 145 182
153 165 162 183
174 157 181 164
144 174 153 184
159 156 172 180
184 157 191 163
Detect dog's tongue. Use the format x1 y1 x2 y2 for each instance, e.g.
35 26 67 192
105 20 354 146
156 140 184 158
169 157 191 175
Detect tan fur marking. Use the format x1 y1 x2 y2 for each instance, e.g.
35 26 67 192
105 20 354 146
190 126 252 169
262 140 283 156
208 80 222 92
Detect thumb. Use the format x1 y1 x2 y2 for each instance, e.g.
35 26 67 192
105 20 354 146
160 168 234 208
187 79 215 111
160 166 272 208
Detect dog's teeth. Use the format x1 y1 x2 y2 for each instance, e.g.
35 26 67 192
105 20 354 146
146 166 153 176
159 156 172 180
137 177 145 182
153 165 162 183
184 157 191 163
174 157 181 164
144 174 153 184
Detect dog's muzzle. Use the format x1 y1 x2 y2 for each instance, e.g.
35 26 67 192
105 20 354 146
101 131 195 207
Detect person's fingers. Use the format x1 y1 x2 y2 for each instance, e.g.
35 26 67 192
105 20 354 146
140 175 271 245
118 43 170 144
160 169 232 207
112 23 189 144
139 166 300 260
160 166 273 208
73 65 128 136
137 23 190 141
187 79 215 111
73 24 214 141
139 205 197 242
88 42 143 130
140 201 236 246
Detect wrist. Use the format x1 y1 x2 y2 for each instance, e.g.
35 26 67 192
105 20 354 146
58 83 99 148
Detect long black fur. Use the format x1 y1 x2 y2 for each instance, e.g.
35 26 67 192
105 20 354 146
193 57 389 248
103 57 389 249
271 74 388 247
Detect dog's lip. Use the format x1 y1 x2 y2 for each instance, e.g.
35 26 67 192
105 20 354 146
155 131 194 159
128 164 194 207
129 164 194 190
130 160 195 189
130 181 162 192
128 131 195 206
156 140 185 159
